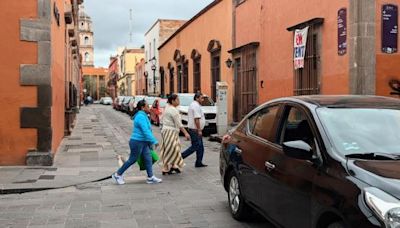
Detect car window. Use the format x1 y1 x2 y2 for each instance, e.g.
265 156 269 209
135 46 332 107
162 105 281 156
247 113 258 133
280 106 315 149
251 106 279 142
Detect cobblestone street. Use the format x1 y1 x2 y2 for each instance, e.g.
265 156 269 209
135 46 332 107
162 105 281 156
0 105 271 228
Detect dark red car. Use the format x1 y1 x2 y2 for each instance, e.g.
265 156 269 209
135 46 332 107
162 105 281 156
150 99 167 126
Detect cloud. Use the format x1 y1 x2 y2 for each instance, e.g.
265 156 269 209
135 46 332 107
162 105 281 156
84 0 214 67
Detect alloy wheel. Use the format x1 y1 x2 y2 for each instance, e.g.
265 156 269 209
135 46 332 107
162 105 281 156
229 176 240 214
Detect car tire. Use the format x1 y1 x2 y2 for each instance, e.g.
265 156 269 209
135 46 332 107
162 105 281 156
327 221 346 228
228 170 251 221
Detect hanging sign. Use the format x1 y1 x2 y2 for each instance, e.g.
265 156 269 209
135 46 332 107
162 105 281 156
382 4 398 54
294 26 309 69
338 8 347 55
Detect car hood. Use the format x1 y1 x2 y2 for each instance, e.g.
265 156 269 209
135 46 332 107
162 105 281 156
177 106 216 114
347 159 400 199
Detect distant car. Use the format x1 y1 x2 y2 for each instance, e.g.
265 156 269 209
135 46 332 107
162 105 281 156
145 96 157 108
150 98 168 126
101 97 112 105
115 96 126 111
177 93 217 134
220 95 400 228
128 95 146 115
93 100 100 104
121 96 133 113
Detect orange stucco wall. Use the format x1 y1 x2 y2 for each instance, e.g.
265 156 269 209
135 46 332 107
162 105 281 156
256 0 350 103
375 0 400 98
51 0 67 153
0 0 38 165
159 0 234 121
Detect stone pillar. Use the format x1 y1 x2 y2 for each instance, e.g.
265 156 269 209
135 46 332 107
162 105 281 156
20 0 53 166
349 0 376 95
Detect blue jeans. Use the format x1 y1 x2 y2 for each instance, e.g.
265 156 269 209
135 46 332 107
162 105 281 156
117 139 153 178
181 129 204 166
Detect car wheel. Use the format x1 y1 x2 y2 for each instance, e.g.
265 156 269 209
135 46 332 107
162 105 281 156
327 221 346 228
228 170 251 221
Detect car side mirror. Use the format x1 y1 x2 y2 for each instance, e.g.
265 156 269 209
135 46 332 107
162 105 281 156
283 140 313 160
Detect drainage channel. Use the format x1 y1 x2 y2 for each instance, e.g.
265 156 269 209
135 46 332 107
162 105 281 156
0 176 111 195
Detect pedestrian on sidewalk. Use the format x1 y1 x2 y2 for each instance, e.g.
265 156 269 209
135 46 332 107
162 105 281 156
159 94 190 175
112 100 162 185
181 92 208 168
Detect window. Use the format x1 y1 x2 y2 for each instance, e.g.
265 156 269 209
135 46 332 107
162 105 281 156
251 106 280 142
177 65 182 93
211 52 220 101
183 61 189 93
149 43 152 60
293 25 320 95
153 38 156 57
193 58 201 93
169 68 174 93
84 52 90 62
84 36 89 45
280 107 315 148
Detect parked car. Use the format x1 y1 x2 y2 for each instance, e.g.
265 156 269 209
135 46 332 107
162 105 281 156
177 93 217 134
220 95 400 228
100 97 112 105
121 96 133 113
145 96 157 108
114 96 125 110
128 95 146 115
150 98 168 126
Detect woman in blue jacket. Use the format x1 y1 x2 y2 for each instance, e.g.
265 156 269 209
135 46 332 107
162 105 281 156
112 100 162 185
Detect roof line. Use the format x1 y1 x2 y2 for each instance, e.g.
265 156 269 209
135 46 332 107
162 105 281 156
144 19 187 36
158 0 222 50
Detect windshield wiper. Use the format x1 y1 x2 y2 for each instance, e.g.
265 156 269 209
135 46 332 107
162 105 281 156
346 152 400 160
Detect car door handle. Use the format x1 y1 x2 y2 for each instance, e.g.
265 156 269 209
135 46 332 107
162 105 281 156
265 161 276 171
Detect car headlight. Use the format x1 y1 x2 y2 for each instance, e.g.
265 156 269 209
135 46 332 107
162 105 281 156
364 187 400 228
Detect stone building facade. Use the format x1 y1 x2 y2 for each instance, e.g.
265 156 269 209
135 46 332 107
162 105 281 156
0 0 83 165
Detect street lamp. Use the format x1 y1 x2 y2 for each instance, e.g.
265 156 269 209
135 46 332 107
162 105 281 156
151 57 157 95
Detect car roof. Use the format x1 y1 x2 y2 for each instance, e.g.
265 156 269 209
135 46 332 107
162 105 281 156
271 95 400 108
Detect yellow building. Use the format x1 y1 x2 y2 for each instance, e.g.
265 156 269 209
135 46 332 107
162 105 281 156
118 48 145 96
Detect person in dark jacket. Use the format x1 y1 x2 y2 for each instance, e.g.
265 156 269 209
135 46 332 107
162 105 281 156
112 100 162 185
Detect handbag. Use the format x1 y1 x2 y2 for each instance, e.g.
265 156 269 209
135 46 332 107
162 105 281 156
137 149 159 171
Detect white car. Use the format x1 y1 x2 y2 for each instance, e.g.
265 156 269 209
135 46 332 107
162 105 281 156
177 93 217 133
102 97 113 105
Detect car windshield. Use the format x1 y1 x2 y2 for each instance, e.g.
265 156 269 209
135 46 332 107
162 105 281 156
317 108 400 156
146 97 156 105
178 95 214 106
159 100 167 108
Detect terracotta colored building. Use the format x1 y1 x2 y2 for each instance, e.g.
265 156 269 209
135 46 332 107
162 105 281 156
158 0 234 120
232 0 400 121
82 67 109 101
108 56 119 102
0 0 83 165
135 58 147 95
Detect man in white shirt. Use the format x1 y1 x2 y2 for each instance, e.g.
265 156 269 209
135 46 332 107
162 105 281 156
181 92 207 167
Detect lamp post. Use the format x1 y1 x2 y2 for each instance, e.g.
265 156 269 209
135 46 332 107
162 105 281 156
151 57 157 95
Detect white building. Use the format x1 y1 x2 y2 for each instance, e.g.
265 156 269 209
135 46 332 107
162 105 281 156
144 19 186 96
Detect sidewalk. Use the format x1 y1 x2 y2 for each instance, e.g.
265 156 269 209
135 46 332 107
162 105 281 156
0 107 120 194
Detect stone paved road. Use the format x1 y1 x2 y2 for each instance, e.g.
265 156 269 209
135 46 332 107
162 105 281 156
0 105 273 228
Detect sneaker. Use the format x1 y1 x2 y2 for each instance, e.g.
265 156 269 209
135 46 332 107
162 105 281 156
195 163 208 168
112 173 125 185
146 176 162 184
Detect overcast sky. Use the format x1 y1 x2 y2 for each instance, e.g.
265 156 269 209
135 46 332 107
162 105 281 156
84 0 214 68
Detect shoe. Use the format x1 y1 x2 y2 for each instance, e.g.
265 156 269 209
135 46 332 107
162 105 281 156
162 170 172 175
171 168 181 174
112 173 125 185
195 163 208 168
147 176 162 184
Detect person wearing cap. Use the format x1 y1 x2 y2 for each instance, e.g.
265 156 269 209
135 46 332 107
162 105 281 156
181 92 208 168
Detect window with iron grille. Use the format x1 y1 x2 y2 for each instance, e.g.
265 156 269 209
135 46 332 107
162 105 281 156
293 25 320 96
183 61 189 93
177 65 182 93
169 68 174 93
211 52 220 101
193 58 201 93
